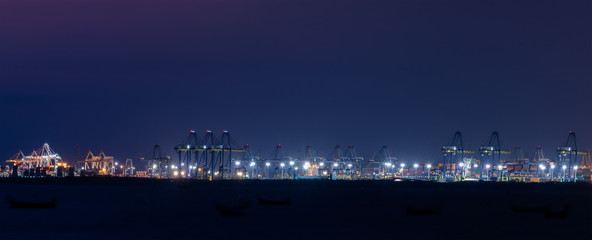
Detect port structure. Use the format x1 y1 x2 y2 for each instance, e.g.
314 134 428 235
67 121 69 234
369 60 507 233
341 145 363 179
7 143 63 169
479 132 510 180
330 145 345 177
6 150 26 167
263 144 291 179
147 144 170 178
556 131 586 180
582 150 591 169
124 158 135 176
270 144 291 163
210 130 245 179
6 143 68 177
372 145 397 178
239 144 262 178
513 146 531 164
505 146 528 177
174 130 245 180
441 132 474 178
331 145 344 162
532 146 550 163
300 144 325 176
331 145 363 178
174 130 200 178
83 150 114 175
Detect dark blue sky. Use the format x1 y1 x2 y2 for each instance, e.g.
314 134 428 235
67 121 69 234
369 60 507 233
1 0 590 164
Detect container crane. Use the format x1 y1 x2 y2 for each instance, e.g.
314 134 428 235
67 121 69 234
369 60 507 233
442 132 474 178
479 132 510 180
556 131 586 180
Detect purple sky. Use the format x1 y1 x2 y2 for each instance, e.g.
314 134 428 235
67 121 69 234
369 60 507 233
1 0 591 164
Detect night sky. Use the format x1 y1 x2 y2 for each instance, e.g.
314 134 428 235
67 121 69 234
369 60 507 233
1 0 590 166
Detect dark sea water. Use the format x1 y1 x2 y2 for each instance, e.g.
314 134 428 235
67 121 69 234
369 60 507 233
0 178 590 240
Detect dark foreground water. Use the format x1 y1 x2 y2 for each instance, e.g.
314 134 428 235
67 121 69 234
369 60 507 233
0 178 590 240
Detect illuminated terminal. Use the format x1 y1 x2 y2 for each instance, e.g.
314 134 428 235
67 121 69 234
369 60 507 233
3 131 590 182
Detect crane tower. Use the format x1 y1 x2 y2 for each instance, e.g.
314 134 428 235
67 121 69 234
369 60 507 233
479 132 510 179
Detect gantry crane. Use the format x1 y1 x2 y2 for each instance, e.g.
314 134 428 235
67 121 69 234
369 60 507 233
442 132 474 178
174 130 200 178
124 158 135 176
240 144 260 178
581 150 591 169
7 144 65 176
479 132 510 179
302 144 325 176
330 145 346 177
372 145 397 178
147 144 170 178
513 146 530 164
262 144 291 178
343 145 363 178
532 146 549 163
83 150 114 175
556 131 586 179
174 130 245 179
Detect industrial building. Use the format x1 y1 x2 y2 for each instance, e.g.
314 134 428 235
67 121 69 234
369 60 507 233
3 131 590 182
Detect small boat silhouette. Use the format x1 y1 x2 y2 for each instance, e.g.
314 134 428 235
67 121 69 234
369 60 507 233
544 205 569 219
406 205 441 216
510 205 548 213
216 200 251 216
257 196 292 206
8 197 57 209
